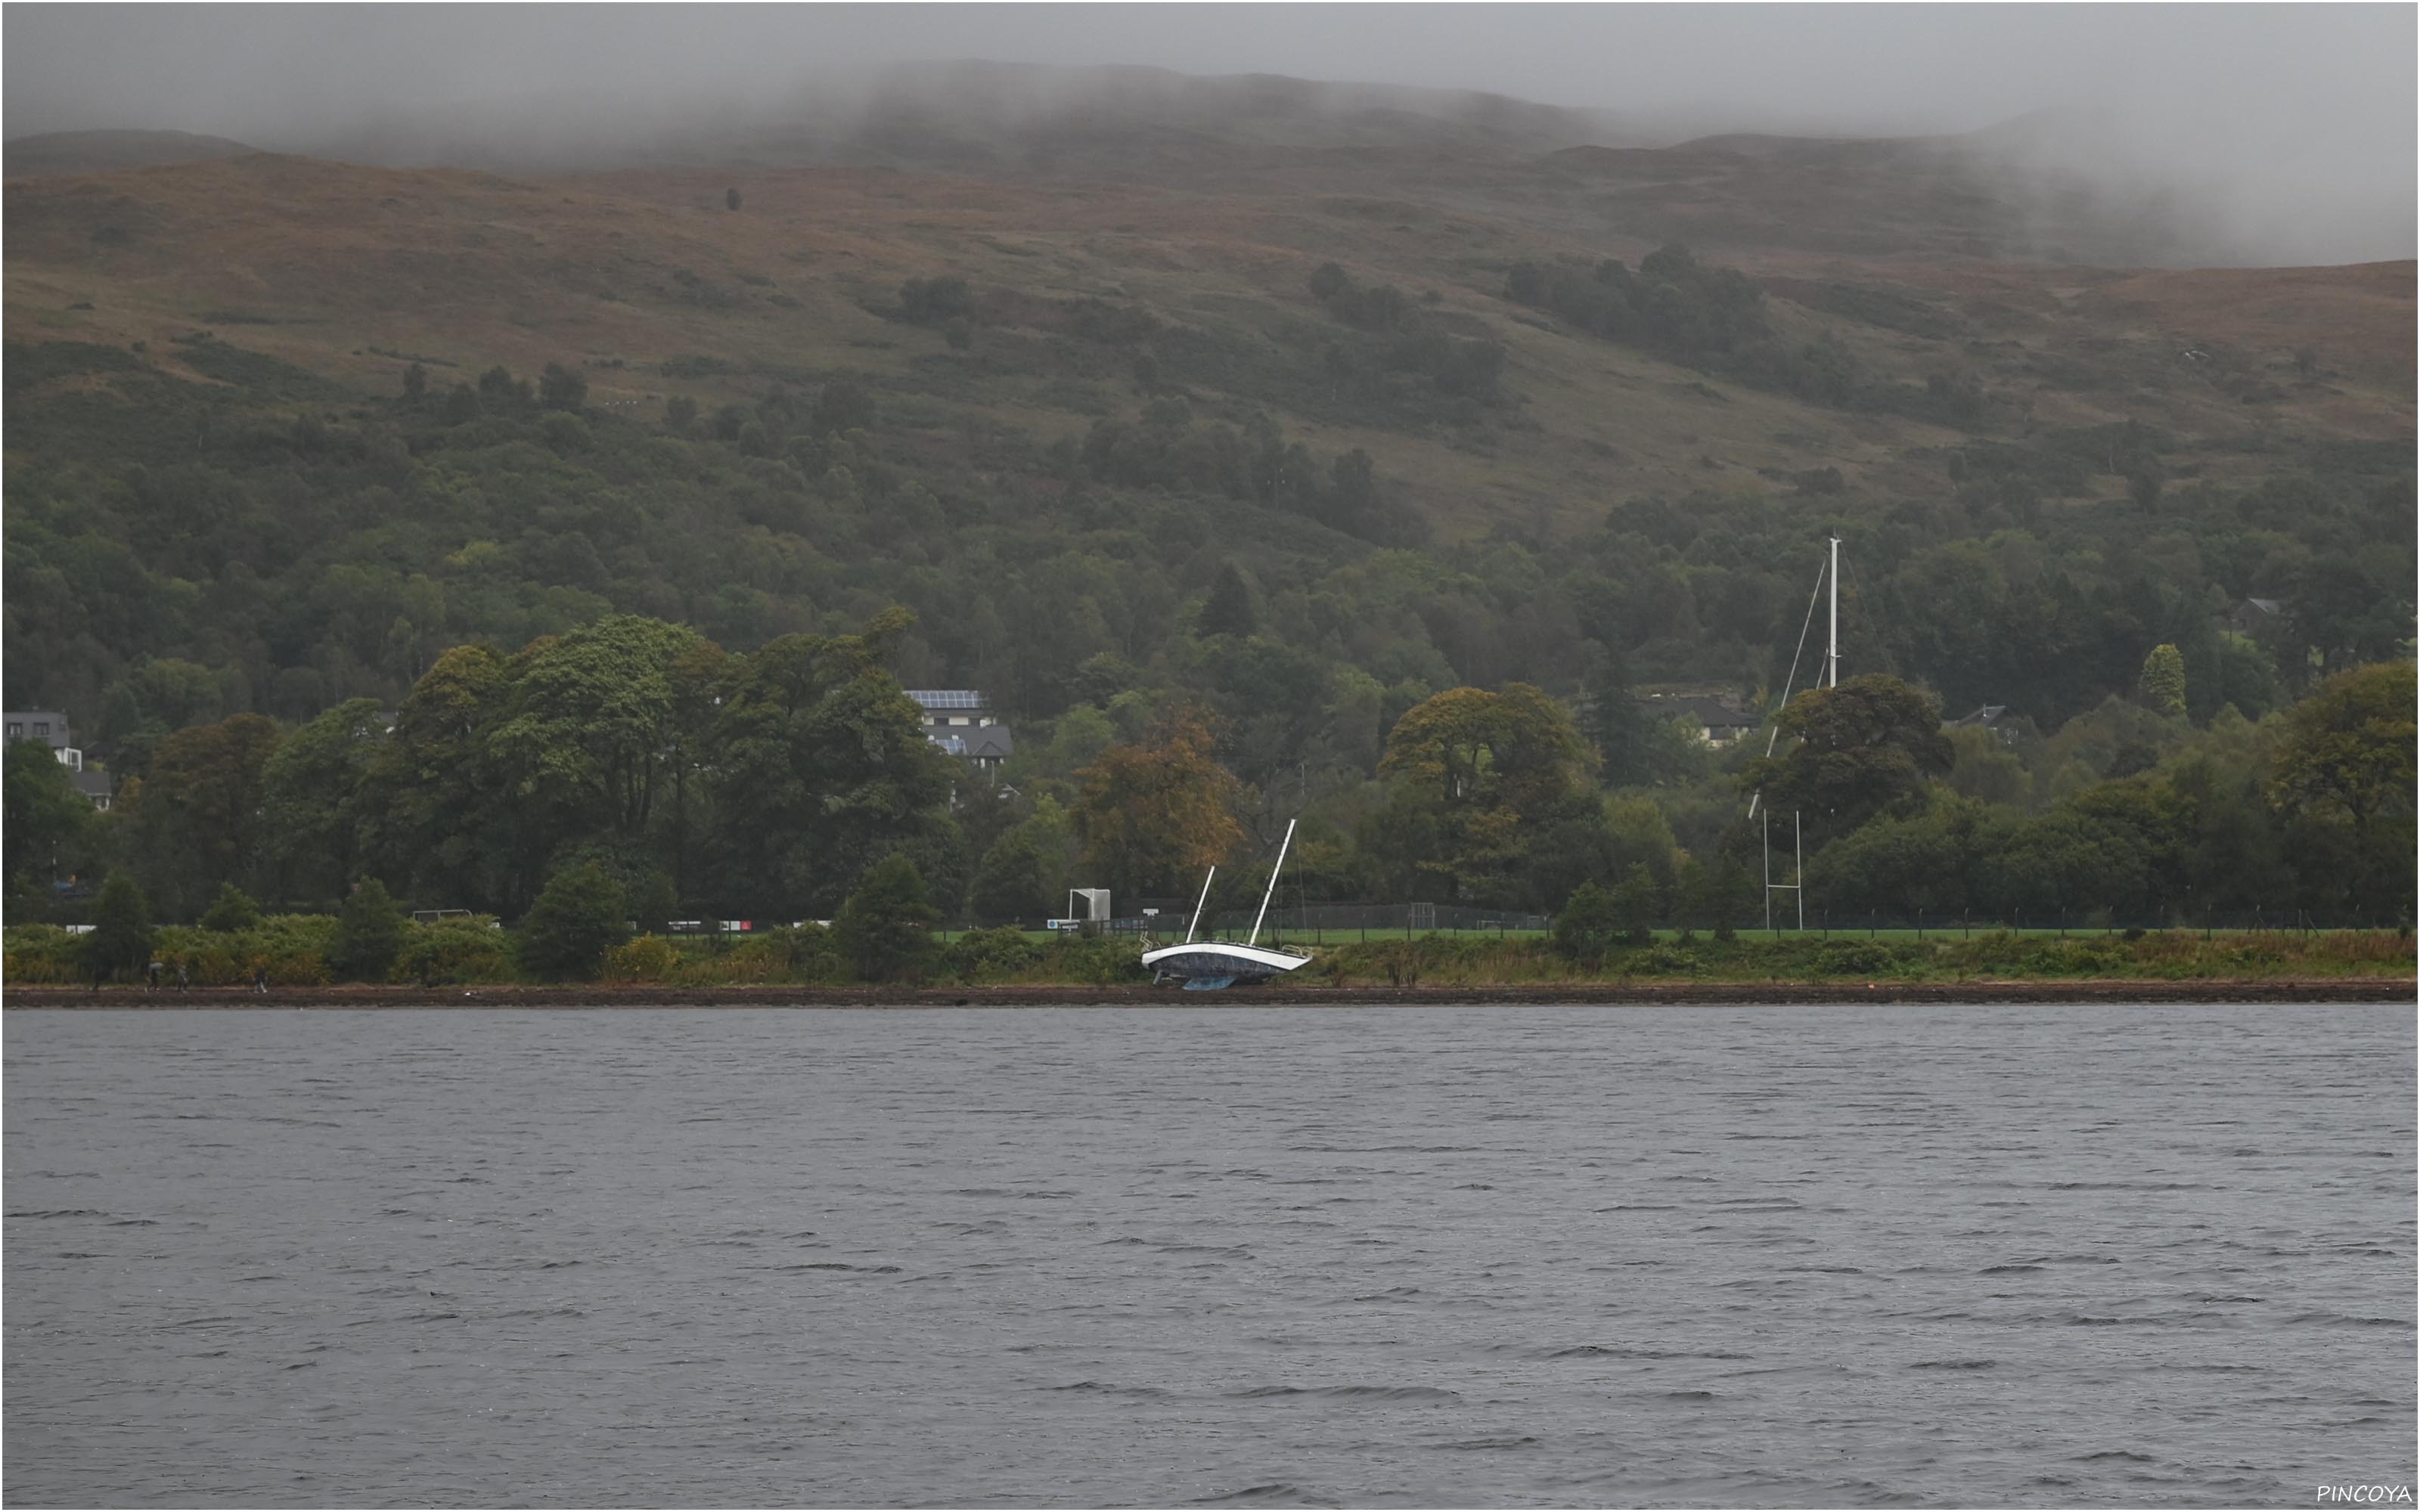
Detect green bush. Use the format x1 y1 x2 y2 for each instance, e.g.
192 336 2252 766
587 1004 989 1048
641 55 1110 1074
330 881 408 982
946 926 1044 982
3 923 84 983
147 914 337 984
1607 863 1661 946
391 918 515 984
1632 944 1699 976
762 922 845 983
665 924 846 984
833 854 936 982
518 862 631 981
1039 934 1148 986
1312 937 1427 986
1817 940 1897 975
604 934 679 983
82 875 154 984
198 883 263 933
1553 881 1620 966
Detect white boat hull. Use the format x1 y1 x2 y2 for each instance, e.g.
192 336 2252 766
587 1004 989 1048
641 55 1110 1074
1141 941 1311 987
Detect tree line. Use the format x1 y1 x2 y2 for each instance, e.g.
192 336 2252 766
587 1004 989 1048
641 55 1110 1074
9 591 2409 984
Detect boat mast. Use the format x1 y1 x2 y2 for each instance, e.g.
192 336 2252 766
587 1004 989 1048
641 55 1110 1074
1747 541 1835 821
1248 820 1297 947
1826 534 1841 688
1184 866 1216 944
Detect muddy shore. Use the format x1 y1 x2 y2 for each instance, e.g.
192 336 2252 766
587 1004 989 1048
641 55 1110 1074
5 978 2409 1008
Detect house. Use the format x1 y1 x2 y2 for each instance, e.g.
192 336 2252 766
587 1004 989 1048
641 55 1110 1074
1639 692 1759 748
3 709 113 809
907 689 1016 774
2224 597 2292 643
1947 704 2009 730
1946 704 2024 748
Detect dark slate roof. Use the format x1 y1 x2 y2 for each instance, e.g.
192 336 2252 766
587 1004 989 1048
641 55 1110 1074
1948 704 2009 728
931 725 1014 761
1644 694 1757 729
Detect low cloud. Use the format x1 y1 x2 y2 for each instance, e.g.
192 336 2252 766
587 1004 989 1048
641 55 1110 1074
5 5 2409 266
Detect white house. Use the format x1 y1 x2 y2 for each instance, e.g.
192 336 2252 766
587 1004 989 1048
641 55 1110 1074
3 709 111 809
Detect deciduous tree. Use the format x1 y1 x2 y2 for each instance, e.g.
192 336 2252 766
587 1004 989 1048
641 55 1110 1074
262 697 386 908
82 874 154 985
2270 662 2416 839
4 739 97 912
833 853 936 981
120 713 284 919
330 880 408 982
1742 674 1951 842
1198 563 1257 640
1375 683 1596 902
1077 711 1244 897
973 796 1078 922
487 615 708 872
360 644 522 914
538 362 588 411
706 608 956 917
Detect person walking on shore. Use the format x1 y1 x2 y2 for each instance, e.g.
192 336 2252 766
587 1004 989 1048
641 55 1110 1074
251 963 268 995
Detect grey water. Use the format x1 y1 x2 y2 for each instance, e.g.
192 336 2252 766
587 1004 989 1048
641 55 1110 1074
4 1005 2412 1509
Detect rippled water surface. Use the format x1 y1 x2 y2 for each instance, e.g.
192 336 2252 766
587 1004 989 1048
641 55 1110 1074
6 1005 2413 1507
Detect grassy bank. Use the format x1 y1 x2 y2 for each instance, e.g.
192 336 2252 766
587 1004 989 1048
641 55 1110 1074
1301 929 2414 987
9 981 2412 1008
7 921 2409 990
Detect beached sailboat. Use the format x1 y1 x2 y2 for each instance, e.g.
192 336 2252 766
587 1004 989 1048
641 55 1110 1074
1142 820 1312 989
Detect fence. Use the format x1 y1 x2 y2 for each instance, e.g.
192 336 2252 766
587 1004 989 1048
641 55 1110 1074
943 904 2412 943
1248 903 1552 937
951 903 1554 941
1715 907 2415 939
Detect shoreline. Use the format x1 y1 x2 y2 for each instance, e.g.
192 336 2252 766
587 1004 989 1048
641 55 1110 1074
5 978 2410 1008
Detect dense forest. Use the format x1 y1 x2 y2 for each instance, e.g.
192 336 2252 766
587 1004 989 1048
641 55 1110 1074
5 203 2414 965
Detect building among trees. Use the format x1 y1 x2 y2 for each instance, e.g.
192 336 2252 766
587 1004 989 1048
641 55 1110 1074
908 690 1016 774
1636 692 1758 748
2 710 113 809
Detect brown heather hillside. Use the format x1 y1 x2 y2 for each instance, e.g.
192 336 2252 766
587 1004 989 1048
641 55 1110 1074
5 129 2410 540
2 128 259 177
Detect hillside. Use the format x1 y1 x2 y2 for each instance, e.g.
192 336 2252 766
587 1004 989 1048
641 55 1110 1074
5 71 2412 761
2 128 259 176
297 62 1643 178
7 146 2406 515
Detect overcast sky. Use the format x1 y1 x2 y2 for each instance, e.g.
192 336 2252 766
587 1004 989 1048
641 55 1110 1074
6 4 2412 259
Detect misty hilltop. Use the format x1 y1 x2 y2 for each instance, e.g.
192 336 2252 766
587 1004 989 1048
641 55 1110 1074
286 61 1644 179
11 59 2402 271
